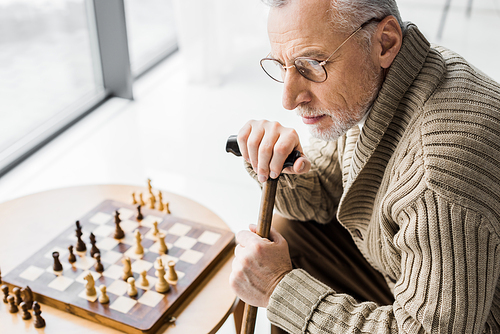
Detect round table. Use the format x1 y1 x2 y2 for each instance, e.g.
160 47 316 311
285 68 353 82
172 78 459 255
0 184 237 333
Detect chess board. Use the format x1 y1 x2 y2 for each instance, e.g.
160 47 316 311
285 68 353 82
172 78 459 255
3 199 235 333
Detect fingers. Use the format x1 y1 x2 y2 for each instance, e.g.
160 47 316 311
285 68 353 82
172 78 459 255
237 120 309 183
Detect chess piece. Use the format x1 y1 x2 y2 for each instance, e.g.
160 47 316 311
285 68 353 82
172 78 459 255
147 178 153 194
134 230 144 255
13 287 22 305
158 192 164 211
0 266 2 284
139 270 149 288
33 301 46 328
122 257 133 281
139 193 145 206
68 245 77 265
53 251 63 272
84 272 96 296
136 205 143 221
152 221 160 237
165 202 171 214
154 261 169 293
167 260 178 284
132 192 137 205
8 295 18 313
2 285 9 303
22 286 33 309
94 253 104 273
149 193 156 209
75 221 87 252
89 233 100 258
127 277 138 297
157 233 168 254
114 210 125 239
20 302 31 320
98 285 109 304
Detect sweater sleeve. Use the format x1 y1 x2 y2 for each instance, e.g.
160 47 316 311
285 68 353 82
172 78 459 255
267 190 500 333
245 138 344 224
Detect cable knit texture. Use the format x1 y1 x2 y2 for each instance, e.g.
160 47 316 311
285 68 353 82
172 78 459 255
246 23 500 333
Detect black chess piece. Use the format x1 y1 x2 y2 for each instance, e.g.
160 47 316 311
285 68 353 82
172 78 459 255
89 233 100 258
20 302 31 320
12 287 22 305
68 245 77 265
136 205 144 221
2 285 9 303
75 221 87 252
22 286 33 309
94 253 104 273
33 301 46 328
8 295 18 313
53 251 63 272
114 211 125 239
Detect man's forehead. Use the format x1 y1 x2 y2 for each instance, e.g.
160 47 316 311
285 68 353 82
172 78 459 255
267 0 338 58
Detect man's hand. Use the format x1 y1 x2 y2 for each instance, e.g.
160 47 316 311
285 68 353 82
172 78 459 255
237 120 311 183
229 224 293 308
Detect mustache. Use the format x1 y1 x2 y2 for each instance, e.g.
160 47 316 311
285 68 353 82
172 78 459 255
296 106 328 117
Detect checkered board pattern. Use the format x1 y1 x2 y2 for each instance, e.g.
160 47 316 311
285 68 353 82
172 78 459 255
3 199 235 333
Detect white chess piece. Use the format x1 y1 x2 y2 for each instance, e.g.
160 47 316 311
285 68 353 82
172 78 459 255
134 230 144 255
155 262 170 293
139 270 149 288
167 260 178 284
157 233 168 254
127 277 138 297
84 272 96 297
99 285 109 304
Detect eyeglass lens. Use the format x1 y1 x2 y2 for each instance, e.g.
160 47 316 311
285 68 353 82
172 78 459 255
260 58 327 83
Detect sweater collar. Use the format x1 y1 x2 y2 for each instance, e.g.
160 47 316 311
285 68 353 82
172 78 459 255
337 22 431 223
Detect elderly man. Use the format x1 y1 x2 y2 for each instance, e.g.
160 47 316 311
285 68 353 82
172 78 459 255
230 0 500 333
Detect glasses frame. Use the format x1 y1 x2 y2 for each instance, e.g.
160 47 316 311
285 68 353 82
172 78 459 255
260 17 382 83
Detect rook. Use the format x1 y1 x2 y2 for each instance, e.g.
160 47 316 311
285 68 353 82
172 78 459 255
167 260 178 284
157 233 168 254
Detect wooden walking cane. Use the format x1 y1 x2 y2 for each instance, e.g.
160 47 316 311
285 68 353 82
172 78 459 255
226 135 301 334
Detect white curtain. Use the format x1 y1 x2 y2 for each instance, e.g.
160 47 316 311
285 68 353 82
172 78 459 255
172 0 269 85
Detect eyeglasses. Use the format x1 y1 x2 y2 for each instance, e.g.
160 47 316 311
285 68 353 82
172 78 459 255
260 17 382 83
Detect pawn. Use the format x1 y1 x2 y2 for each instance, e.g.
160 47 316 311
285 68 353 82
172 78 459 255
98 285 109 304
68 245 77 265
20 302 31 320
136 205 144 221
8 295 18 313
167 261 178 284
127 277 138 297
94 253 104 273
165 202 171 214
13 287 22 305
33 301 46 328
149 194 156 209
139 270 149 288
139 193 145 206
53 251 63 273
157 233 168 254
2 285 9 303
132 192 137 205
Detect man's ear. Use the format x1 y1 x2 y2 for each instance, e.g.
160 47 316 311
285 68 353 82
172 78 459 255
373 16 403 69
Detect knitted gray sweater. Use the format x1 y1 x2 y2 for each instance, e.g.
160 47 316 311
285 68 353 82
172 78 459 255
247 23 500 333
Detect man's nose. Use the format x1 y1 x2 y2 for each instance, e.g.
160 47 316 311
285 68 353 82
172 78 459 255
281 68 312 110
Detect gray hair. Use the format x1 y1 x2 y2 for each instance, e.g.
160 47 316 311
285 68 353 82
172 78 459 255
262 0 403 52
